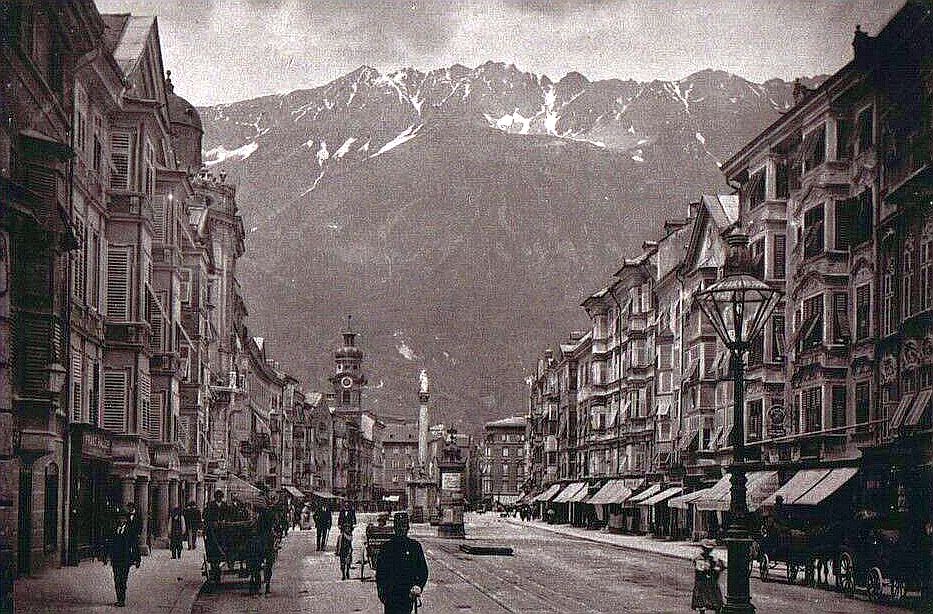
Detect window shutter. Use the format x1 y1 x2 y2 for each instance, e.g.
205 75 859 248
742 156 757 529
772 235 786 279
90 361 100 426
106 247 131 320
110 131 132 189
26 163 59 203
72 217 87 303
71 348 83 422
151 194 166 242
147 291 163 352
138 372 152 439
149 389 163 442
102 370 128 432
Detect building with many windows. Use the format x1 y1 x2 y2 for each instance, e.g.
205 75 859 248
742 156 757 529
481 416 526 506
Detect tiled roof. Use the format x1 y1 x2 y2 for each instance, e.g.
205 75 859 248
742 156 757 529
484 416 526 429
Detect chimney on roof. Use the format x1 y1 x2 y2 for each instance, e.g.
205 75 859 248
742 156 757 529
852 24 874 68
687 200 701 219
219 171 227 184
165 70 174 94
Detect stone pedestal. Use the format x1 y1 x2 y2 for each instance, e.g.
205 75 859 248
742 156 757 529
406 473 437 524
436 432 466 539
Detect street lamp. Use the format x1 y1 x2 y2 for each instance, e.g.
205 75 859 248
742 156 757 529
693 229 782 614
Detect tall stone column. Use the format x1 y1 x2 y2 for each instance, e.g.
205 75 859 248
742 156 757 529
169 479 179 512
121 478 135 507
156 480 170 542
135 478 150 555
418 370 430 468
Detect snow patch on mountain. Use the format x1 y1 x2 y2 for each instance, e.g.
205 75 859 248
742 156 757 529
371 125 422 158
316 140 330 166
397 342 417 361
203 141 258 166
334 137 357 158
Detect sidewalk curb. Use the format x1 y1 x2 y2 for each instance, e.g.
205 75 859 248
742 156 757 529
504 519 696 563
168 575 204 614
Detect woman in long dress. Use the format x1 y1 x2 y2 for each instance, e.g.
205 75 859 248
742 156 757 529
692 539 724 613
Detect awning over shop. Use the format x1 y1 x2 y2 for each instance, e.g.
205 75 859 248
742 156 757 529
639 486 684 507
552 482 587 503
626 483 662 506
586 480 633 505
568 483 594 503
668 488 707 510
762 468 857 506
383 495 400 502
693 471 780 512
283 485 305 499
792 468 858 505
890 392 916 430
906 388 933 427
533 483 563 503
312 490 338 500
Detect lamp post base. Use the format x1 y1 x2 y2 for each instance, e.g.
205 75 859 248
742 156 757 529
721 535 756 614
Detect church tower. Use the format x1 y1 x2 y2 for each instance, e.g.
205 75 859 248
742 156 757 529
329 317 367 416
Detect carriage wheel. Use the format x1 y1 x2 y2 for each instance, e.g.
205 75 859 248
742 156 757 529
889 579 905 602
866 567 883 602
758 554 770 582
788 563 799 583
837 552 855 595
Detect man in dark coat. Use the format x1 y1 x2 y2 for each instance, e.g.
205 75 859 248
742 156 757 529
102 507 136 607
124 502 142 567
314 504 332 551
338 500 357 530
376 512 428 614
183 500 201 550
203 490 228 572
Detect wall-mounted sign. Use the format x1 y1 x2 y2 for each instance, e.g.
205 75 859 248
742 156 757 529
767 405 786 438
441 472 461 491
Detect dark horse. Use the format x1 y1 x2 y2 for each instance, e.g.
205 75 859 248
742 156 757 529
247 505 282 595
756 515 844 586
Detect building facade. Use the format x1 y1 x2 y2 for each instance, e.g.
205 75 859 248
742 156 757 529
481 417 526 506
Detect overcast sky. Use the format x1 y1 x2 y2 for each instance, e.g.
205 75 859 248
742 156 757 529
95 0 905 106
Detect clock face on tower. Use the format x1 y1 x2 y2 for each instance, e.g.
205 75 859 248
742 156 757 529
340 376 354 389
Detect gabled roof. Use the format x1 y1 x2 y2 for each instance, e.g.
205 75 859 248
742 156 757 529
103 14 156 75
703 194 739 229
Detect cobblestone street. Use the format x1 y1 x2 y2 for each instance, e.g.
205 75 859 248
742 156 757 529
191 514 917 613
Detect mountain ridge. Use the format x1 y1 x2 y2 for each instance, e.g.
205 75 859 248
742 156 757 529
197 61 826 431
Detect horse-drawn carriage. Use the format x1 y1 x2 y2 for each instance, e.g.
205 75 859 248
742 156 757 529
837 511 931 603
359 514 395 579
202 490 284 593
754 516 844 586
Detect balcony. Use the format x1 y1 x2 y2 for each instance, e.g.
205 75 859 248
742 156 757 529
150 351 183 376
105 321 150 350
108 191 155 223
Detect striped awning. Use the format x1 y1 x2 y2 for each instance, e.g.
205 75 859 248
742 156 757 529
693 471 780 512
639 486 684 507
552 482 587 503
762 468 857 506
532 483 562 503
586 480 634 505
626 483 662 506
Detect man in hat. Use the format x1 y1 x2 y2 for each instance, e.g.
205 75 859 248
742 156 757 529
376 512 428 614
102 507 136 607
123 501 142 567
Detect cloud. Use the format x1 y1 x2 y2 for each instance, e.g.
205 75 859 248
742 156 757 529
94 0 904 105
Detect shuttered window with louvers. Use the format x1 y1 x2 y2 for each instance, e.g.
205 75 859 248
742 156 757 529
102 370 128 432
138 372 151 439
151 194 166 243
110 131 133 190
106 247 131 320
149 389 163 442
25 163 58 202
72 216 87 303
71 347 84 422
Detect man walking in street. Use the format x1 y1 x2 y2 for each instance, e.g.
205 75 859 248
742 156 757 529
314 504 332 551
102 507 135 607
184 500 201 550
124 502 142 567
338 499 357 530
376 512 428 614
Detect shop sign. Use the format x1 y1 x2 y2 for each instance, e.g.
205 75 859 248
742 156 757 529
441 472 461 491
767 405 786 438
82 430 112 459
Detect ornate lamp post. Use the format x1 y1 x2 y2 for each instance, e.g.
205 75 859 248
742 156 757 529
694 230 782 614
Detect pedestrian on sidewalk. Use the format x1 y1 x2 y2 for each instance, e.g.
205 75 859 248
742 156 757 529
376 512 428 614
691 539 724 613
124 502 142 567
102 507 135 607
169 506 187 559
184 500 201 550
335 522 354 580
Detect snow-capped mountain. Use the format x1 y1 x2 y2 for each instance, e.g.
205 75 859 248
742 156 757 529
199 63 823 427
